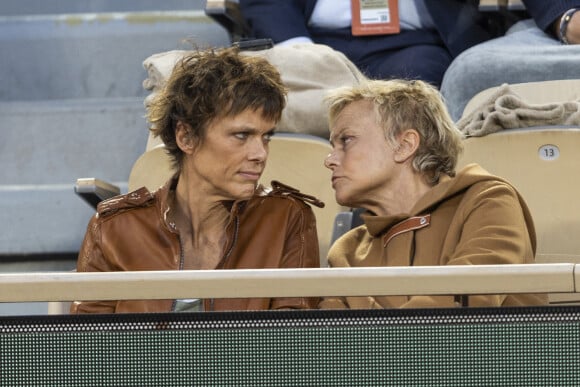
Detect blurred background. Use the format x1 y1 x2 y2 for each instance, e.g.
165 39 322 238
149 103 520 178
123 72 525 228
0 0 230 314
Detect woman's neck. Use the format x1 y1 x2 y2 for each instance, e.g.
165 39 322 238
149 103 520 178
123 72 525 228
367 169 432 217
172 173 231 247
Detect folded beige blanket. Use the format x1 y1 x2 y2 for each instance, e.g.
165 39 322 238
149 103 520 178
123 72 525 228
142 49 188 92
456 84 580 137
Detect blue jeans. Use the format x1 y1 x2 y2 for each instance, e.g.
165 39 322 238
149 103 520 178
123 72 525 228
441 20 580 121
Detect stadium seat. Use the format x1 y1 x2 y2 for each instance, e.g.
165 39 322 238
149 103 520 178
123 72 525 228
457 81 580 304
260 133 346 265
205 0 250 42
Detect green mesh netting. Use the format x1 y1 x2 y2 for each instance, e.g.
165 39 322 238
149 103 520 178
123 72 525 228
1 307 579 386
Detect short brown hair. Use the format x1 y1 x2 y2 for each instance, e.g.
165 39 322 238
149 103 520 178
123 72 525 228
147 46 287 170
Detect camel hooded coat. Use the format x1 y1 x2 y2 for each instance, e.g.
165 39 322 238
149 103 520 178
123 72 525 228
319 164 547 309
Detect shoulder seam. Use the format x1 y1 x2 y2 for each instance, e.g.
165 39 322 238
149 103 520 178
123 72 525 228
97 187 154 218
268 180 325 208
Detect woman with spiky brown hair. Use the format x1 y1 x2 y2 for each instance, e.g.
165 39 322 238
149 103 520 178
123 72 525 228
72 47 322 314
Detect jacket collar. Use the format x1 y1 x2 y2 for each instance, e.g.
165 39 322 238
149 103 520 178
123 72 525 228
155 175 254 232
362 163 533 241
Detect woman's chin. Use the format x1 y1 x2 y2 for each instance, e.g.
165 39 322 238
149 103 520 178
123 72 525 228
335 192 355 208
233 185 257 200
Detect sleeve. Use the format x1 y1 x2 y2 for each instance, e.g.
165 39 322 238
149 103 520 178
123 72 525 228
239 0 313 43
522 0 580 32
69 215 117 314
318 296 348 309
270 201 321 309
401 181 540 308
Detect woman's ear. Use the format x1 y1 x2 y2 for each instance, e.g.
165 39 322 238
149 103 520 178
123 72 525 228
175 121 195 154
393 128 420 163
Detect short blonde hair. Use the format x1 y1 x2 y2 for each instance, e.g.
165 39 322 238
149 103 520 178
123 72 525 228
325 79 464 185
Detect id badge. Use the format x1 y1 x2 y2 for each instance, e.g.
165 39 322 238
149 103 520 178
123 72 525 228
351 0 400 36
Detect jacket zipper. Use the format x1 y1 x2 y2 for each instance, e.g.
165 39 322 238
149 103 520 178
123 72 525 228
209 216 239 311
163 201 182 313
170 233 186 312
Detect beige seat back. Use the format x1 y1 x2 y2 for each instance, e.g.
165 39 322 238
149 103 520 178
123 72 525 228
458 81 580 304
260 133 346 266
130 133 344 267
128 144 174 192
458 127 580 263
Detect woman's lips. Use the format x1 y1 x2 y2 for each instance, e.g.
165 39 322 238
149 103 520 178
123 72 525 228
239 171 262 181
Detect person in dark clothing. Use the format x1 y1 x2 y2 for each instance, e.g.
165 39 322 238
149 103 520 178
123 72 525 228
239 0 580 88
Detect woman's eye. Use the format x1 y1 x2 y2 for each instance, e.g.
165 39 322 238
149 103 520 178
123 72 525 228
341 136 352 145
263 132 274 143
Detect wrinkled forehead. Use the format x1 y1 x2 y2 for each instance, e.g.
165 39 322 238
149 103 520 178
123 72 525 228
330 99 377 125
207 105 271 127
329 100 381 142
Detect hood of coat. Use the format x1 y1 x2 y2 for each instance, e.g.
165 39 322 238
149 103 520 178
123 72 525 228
362 163 536 252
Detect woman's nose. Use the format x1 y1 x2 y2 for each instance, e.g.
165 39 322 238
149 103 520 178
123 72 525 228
249 138 268 162
324 151 337 170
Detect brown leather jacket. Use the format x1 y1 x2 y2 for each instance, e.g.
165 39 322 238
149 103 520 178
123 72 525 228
71 178 323 314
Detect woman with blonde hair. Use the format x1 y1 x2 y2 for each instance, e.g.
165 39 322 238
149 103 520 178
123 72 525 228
320 79 546 309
